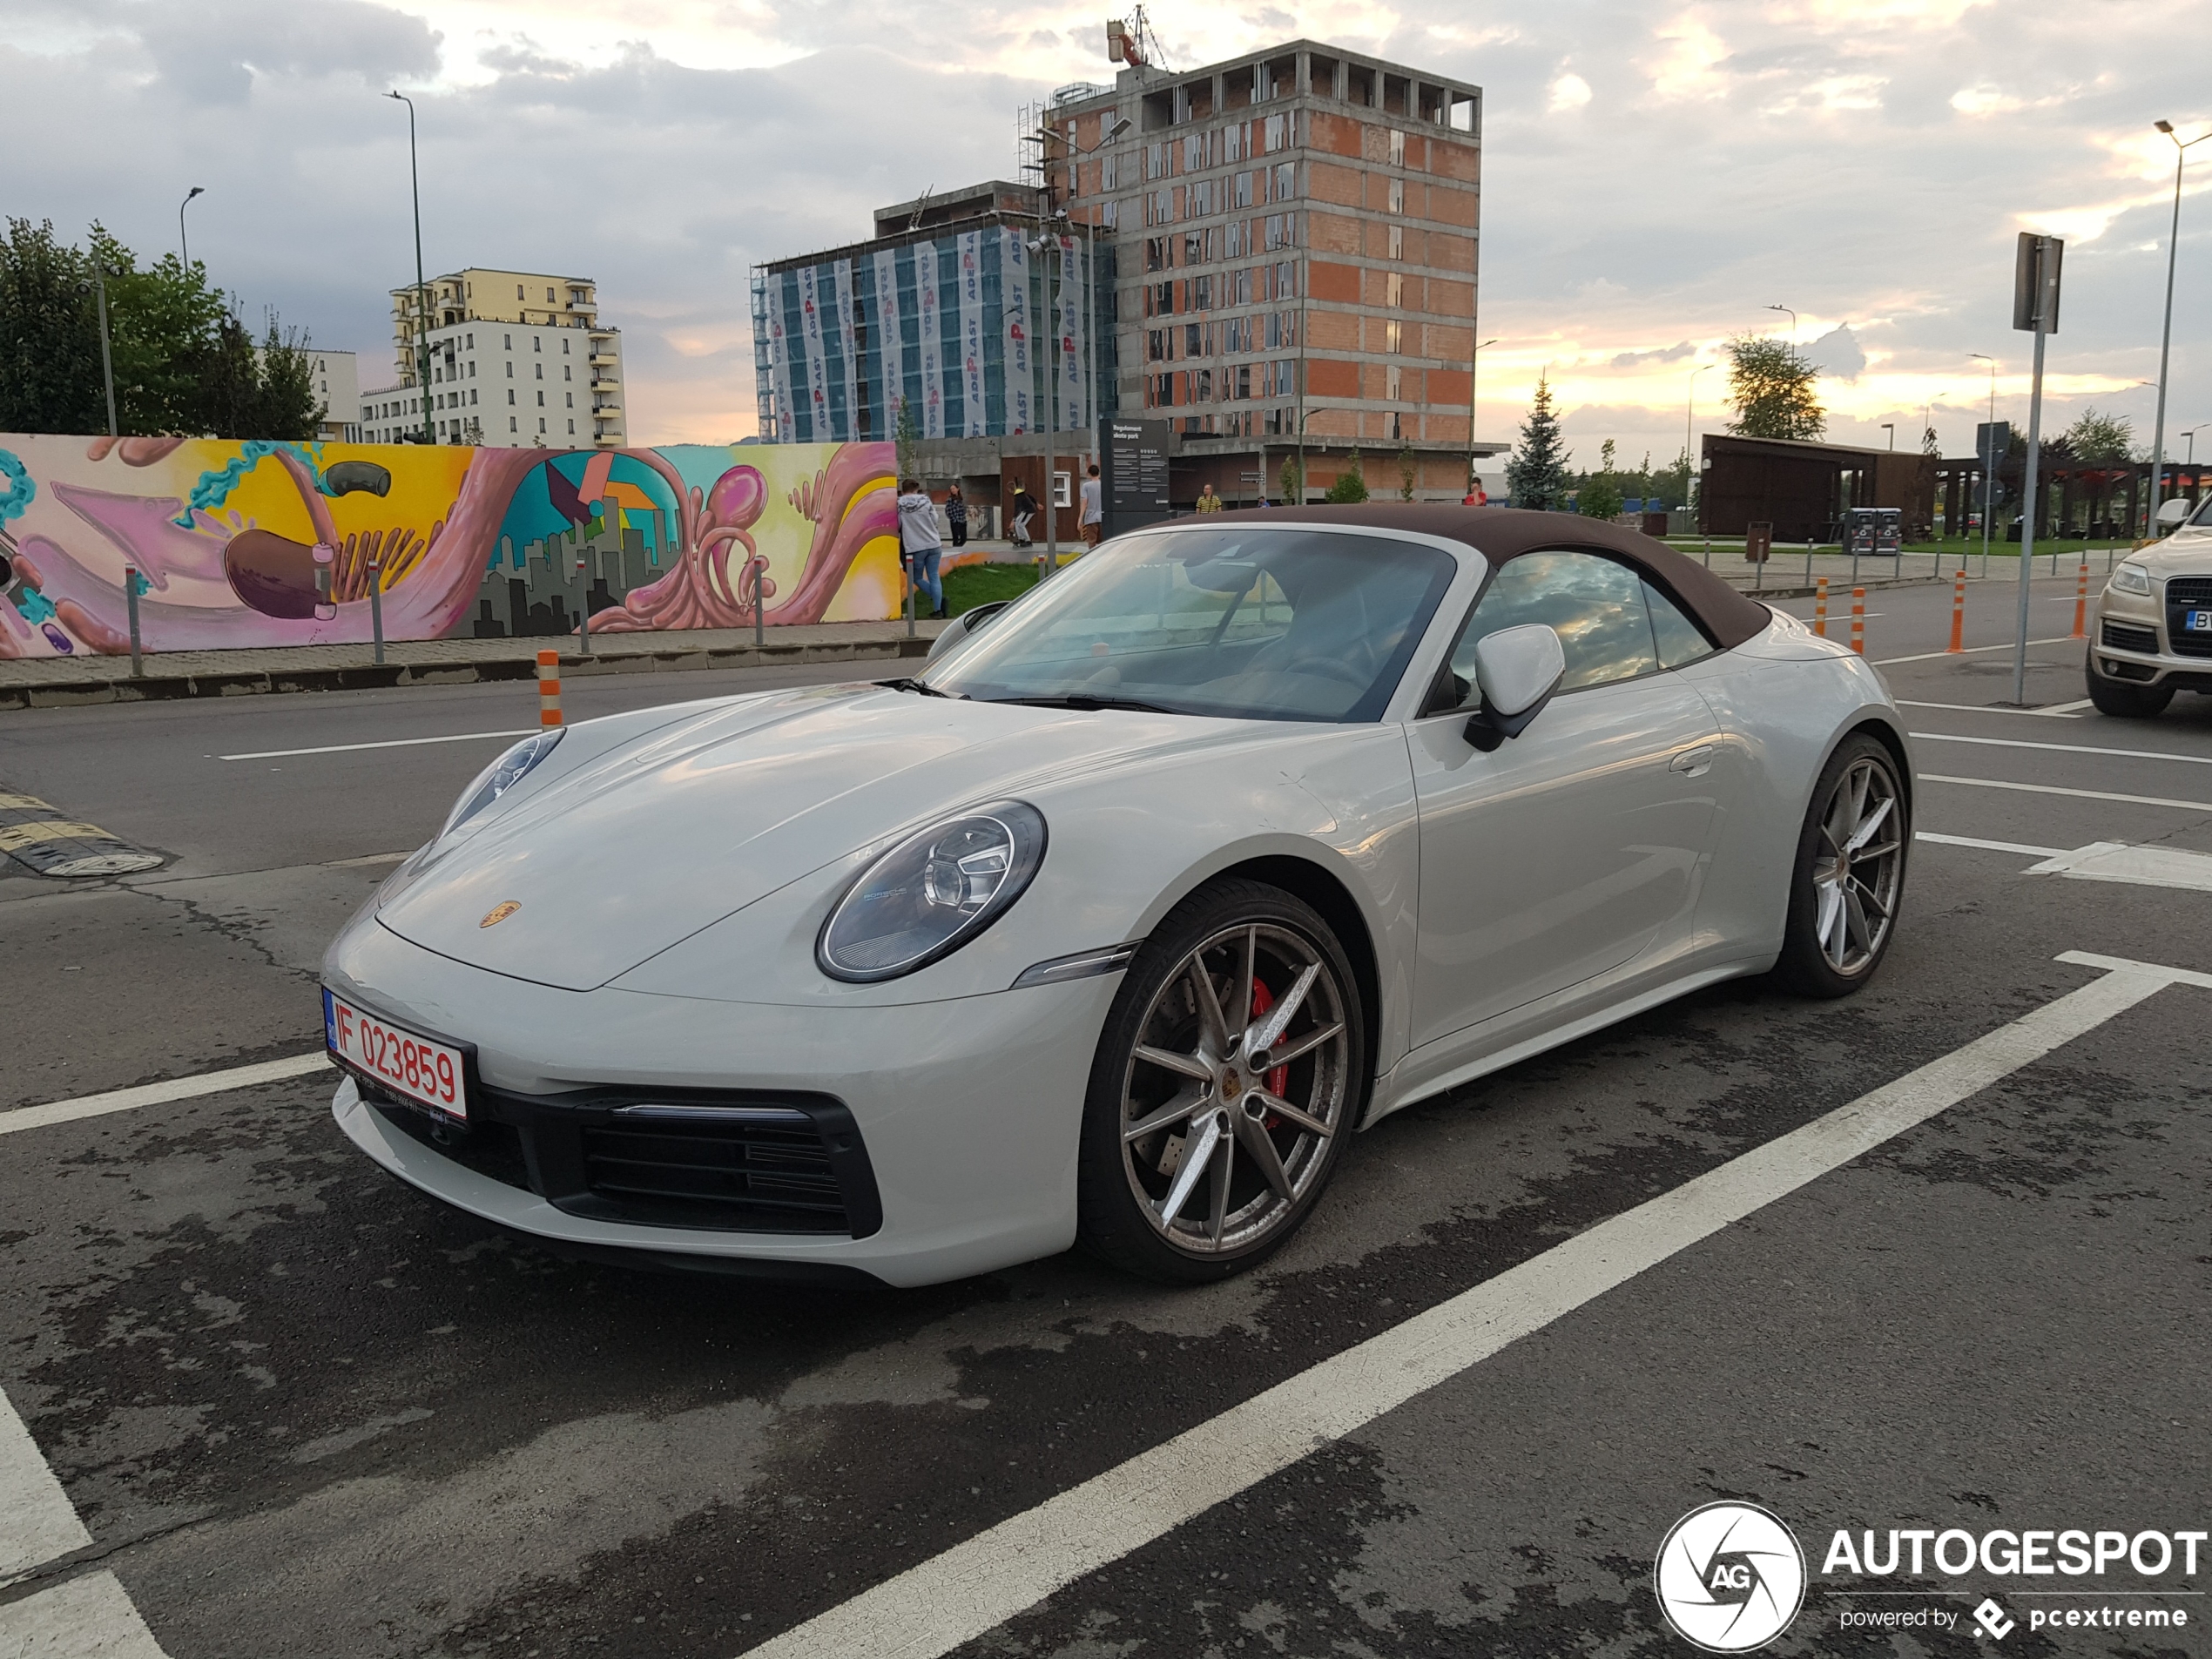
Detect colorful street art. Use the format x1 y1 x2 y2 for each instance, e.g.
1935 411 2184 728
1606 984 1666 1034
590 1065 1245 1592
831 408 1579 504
0 433 901 658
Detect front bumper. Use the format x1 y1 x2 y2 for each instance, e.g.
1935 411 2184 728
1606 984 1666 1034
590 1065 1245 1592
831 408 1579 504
327 919 1121 1288
2089 596 2212 690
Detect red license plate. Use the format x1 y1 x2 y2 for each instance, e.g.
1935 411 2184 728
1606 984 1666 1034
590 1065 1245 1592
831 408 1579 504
324 989 468 1121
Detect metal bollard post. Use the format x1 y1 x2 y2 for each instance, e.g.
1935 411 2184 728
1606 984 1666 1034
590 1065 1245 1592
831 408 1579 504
1813 577 1828 637
368 556 385 665
1850 587 1865 655
124 563 142 678
536 649 562 727
752 559 765 649
907 557 917 638
1803 540 1813 585
1851 542 1861 588
576 556 591 655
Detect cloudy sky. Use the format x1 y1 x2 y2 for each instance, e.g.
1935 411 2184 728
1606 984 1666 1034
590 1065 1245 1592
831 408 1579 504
10 0 2209 469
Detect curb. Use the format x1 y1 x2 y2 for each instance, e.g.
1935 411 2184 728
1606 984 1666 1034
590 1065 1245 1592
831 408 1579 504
0 635 934 712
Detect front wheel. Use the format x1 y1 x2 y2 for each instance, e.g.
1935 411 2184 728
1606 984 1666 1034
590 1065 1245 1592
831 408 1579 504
2085 653 2174 718
1076 880 1366 1283
1772 734 1908 998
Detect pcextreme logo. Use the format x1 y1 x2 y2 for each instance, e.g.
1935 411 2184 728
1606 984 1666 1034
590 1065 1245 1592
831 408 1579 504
1655 1502 1808 1652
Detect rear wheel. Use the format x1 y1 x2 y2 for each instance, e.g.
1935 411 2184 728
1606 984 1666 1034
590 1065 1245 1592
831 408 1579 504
1773 734 1907 998
2085 653 2174 718
1076 880 1364 1283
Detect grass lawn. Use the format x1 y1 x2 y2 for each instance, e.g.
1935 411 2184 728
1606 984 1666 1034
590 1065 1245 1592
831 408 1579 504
934 562 1040 617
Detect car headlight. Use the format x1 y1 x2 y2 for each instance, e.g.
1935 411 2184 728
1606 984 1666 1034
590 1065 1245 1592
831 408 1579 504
2110 562 2153 597
441 729 563 839
817 801 1047 982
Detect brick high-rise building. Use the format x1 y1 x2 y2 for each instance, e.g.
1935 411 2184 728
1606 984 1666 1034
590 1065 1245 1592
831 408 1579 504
1047 41 1494 502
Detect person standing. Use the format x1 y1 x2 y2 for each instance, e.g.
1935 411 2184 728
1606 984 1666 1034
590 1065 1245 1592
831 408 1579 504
1196 482 1224 514
1079 463 1103 550
896 478 945 619
945 483 968 547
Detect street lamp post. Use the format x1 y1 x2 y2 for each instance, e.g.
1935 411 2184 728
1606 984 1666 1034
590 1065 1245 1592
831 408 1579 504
1686 364 1713 516
1765 304 1797 341
1881 422 1895 451
1970 353 1999 575
2148 120 2209 536
1467 337 1498 496
179 186 203 268
92 268 118 438
386 91 435 446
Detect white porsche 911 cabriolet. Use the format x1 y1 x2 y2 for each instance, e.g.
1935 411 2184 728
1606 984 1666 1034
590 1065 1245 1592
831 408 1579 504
322 507 1912 1288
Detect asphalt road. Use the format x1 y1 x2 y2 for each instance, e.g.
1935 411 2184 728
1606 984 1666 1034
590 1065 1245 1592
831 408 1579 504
2 579 2207 1658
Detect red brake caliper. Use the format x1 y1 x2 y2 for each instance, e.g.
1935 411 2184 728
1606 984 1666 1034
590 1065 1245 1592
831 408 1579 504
1247 978 1291 1107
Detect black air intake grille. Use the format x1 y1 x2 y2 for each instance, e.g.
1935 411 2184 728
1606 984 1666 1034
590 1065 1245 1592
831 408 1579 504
2101 619 2158 655
2166 577 2212 657
578 1110 850 1231
2166 576 2212 605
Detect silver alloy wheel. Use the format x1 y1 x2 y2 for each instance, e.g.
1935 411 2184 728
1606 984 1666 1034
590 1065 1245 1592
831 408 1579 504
1118 921 1351 1255
1811 753 1904 976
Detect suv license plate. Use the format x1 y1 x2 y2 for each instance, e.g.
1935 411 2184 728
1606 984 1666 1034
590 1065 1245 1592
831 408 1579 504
323 989 467 1122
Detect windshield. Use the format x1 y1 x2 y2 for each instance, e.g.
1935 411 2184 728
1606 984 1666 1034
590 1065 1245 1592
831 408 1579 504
923 527 1461 722
2191 496 2212 528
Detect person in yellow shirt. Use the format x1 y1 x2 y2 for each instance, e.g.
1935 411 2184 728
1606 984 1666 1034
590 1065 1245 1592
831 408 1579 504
1196 483 1224 514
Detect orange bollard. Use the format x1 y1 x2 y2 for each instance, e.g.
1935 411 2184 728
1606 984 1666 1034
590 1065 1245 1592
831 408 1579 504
2071 563 2088 639
1813 576 1828 637
1946 567 1966 653
536 648 563 727
1850 587 1865 655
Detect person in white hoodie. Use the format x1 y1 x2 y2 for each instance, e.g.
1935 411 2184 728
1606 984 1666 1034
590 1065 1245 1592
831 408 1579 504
896 479 945 618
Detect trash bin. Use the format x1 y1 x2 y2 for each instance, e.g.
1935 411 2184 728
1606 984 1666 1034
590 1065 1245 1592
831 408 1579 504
1745 522 1773 563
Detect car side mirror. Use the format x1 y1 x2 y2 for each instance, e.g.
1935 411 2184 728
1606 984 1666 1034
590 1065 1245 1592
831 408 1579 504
1464 624 1566 752
2156 498 2190 530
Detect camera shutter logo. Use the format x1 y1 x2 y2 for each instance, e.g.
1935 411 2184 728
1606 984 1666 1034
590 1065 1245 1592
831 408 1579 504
1655 1501 1807 1652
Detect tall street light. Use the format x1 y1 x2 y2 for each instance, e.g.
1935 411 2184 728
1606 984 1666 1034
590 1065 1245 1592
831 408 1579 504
1971 353 1999 571
1881 422 1895 451
2148 119 2210 532
87 269 118 437
387 90 435 446
179 186 203 268
1686 363 1713 515
1764 304 1796 341
1467 336 1498 494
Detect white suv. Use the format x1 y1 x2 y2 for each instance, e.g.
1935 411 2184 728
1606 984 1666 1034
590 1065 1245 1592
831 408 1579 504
2087 496 2212 718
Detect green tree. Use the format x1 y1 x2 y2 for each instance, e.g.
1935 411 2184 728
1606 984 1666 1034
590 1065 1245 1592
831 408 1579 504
1579 473 1623 519
1278 454 1302 503
1325 448 1369 503
195 314 324 441
1723 335 1824 440
1505 374 1573 509
894 394 919 482
1397 442 1416 502
2063 408 2134 465
90 227 228 435
0 219 105 435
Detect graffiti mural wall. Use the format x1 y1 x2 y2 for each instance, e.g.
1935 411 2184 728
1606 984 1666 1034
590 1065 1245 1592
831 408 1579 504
0 433 901 658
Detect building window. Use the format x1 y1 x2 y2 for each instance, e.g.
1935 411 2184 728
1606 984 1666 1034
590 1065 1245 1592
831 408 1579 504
1193 273 1213 310
1386 273 1404 307
538 418 546 433
545 287 556 302
503 334 512 349
563 365 571 381
565 393 573 408
535 363 543 379
1384 320 1403 352
1388 179 1405 213
537 391 545 406
1101 152 1117 190
1148 329 1170 362
1273 162 1296 199
508 389 516 405
1146 237 1168 272
563 339 570 354
1146 142 1164 179
510 417 518 432
1388 226 1404 260
506 362 513 377
1233 171 1253 209
1386 366 1402 400
568 420 575 435
1390 129 1406 165
516 284 525 300
534 336 542 352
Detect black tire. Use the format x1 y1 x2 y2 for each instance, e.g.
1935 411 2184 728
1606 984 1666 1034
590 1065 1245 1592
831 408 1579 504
1773 733 1909 999
1076 879 1367 1284
2085 653 2174 718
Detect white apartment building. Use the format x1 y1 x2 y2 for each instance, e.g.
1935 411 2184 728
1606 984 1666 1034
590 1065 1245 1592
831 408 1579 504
362 267 628 448
309 350 361 442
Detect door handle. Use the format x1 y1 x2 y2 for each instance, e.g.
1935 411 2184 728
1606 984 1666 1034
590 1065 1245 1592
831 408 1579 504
1669 744 1716 776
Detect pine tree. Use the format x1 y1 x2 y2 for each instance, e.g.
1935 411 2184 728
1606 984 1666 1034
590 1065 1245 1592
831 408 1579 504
1506 374 1573 510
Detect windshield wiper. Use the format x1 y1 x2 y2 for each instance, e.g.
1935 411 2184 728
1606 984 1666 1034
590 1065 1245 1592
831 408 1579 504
987 694 1187 715
878 676 961 698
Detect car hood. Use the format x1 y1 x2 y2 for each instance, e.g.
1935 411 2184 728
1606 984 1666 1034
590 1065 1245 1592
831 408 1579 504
375 684 1266 991
2136 527 2212 571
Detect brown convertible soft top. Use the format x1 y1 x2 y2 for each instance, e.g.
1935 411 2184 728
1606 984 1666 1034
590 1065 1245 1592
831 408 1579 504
1188 504 1773 651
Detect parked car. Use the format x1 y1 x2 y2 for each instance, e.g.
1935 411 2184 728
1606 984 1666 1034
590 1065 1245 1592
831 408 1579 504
322 508 1912 1287
2087 495 2212 717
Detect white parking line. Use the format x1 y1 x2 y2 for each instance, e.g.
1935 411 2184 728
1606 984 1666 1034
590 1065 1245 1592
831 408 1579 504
0 1571 170 1656
0 1053 331 1139
1876 636 2071 666
1920 774 2212 813
738 956 2202 1659
1911 732 2212 765
0 1386 88 1584
1916 832 2067 857
1893 698 2087 718
2027 842 2212 893
217 729 534 762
